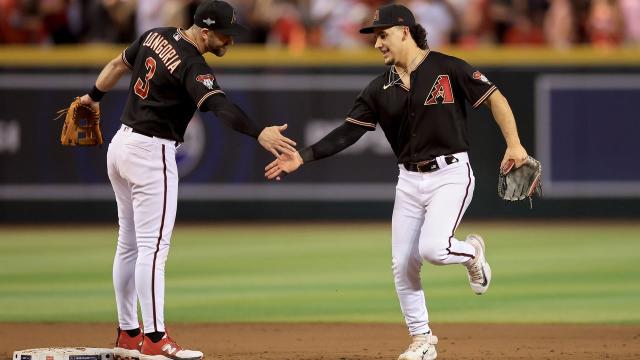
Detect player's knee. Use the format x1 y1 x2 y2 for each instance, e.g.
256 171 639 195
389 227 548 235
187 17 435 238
392 256 409 277
419 243 448 265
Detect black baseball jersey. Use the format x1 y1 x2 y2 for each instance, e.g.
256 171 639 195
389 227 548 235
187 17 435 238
346 50 497 163
120 27 225 142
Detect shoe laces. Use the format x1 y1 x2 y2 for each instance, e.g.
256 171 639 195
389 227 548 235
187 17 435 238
467 259 484 283
406 334 436 352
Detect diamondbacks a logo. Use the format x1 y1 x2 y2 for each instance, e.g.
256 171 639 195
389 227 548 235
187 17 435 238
425 75 454 105
231 10 237 24
196 74 215 90
373 10 379 22
473 70 491 84
203 18 215 26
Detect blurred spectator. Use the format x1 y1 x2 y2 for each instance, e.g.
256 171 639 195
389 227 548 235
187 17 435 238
84 0 135 43
618 0 640 44
1 0 639 47
310 0 381 48
457 0 494 46
404 0 457 49
0 0 45 43
266 0 307 49
168 0 197 29
136 0 165 36
503 0 547 45
586 0 624 47
490 0 517 44
39 0 75 43
543 0 575 48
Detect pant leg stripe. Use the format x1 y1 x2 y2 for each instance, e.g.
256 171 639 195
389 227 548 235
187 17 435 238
151 144 168 332
446 163 474 258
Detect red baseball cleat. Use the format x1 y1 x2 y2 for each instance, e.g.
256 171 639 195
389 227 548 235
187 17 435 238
114 328 143 360
140 333 203 360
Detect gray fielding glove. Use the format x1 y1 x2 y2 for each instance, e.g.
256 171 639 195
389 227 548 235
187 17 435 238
498 156 542 207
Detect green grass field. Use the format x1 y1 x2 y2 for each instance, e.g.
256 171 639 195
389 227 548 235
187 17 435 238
0 222 638 324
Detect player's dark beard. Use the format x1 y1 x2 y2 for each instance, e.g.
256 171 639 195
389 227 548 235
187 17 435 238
211 46 227 57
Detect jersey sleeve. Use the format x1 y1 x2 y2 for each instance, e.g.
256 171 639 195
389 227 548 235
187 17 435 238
121 31 148 70
451 59 497 108
345 81 379 131
183 61 226 109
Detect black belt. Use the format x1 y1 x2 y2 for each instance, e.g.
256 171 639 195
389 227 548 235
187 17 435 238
130 127 179 147
131 128 154 137
404 155 459 173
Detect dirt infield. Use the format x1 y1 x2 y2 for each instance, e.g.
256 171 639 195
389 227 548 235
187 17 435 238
2 323 639 360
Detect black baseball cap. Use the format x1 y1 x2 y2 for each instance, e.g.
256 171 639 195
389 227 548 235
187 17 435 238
194 0 247 36
359 4 416 34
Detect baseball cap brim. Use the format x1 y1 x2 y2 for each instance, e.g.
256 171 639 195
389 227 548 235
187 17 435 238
359 24 395 34
214 23 248 36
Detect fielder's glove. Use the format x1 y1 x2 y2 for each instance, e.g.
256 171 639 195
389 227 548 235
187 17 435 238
56 97 103 146
498 156 542 206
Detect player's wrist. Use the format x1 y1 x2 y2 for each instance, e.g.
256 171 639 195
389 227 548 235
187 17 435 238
298 148 313 164
88 85 106 102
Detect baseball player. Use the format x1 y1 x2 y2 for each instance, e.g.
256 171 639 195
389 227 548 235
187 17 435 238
77 1 296 359
265 4 529 360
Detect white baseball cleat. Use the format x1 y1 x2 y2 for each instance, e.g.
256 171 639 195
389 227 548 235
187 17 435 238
397 333 438 360
464 234 492 295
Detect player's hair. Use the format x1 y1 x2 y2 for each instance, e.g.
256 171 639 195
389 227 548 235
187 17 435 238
409 24 428 50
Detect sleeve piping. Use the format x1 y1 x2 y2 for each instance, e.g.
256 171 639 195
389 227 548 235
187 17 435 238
472 85 497 108
197 90 225 109
346 117 376 129
121 51 133 70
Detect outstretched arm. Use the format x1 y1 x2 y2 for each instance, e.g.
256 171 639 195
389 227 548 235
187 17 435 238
265 122 368 180
201 95 296 157
484 89 528 168
79 55 131 108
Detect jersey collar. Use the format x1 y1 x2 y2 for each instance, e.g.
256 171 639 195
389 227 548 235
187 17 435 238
391 49 430 77
388 49 430 91
178 28 199 50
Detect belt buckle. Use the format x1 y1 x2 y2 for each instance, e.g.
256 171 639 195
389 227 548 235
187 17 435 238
416 159 438 173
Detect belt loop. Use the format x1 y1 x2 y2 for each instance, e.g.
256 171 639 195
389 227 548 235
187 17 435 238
435 155 447 170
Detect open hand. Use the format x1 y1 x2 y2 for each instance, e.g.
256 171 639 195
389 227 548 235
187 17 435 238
264 151 304 181
258 124 297 157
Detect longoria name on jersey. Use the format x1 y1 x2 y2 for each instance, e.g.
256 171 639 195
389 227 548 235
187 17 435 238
142 32 182 74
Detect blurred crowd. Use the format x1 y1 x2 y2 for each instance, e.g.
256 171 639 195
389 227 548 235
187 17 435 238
1 0 639 48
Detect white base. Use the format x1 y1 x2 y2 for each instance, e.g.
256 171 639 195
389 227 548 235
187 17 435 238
13 348 114 360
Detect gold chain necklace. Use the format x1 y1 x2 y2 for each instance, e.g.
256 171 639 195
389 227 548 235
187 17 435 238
396 50 426 76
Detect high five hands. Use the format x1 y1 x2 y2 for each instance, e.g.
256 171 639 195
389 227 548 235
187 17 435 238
258 124 297 158
264 151 304 181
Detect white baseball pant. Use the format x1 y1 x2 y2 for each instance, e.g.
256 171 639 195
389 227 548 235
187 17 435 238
107 124 179 334
391 152 476 335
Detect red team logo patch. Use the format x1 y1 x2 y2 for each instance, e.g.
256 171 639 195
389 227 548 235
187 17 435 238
425 75 455 105
473 71 491 84
196 74 215 90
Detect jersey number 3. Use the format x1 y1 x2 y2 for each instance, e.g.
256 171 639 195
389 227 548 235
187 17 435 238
134 57 157 99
